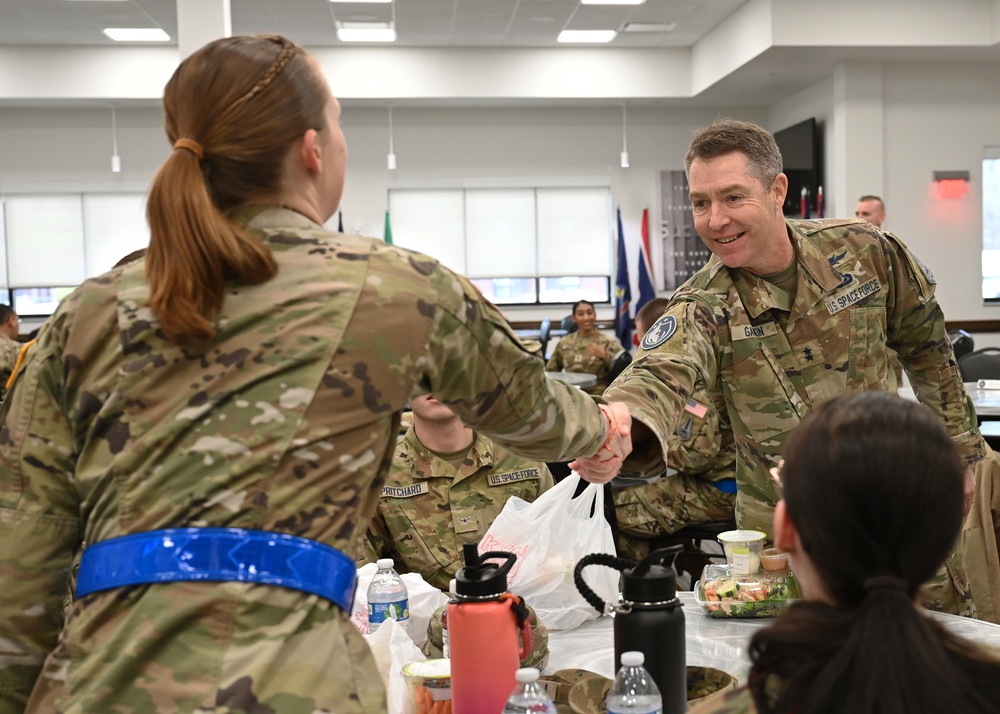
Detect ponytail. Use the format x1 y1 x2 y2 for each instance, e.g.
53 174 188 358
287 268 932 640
146 145 276 344
144 35 327 345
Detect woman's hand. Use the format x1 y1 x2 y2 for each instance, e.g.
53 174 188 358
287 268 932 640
570 402 632 484
585 343 609 361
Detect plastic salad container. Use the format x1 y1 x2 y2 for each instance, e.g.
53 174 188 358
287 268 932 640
694 563 800 618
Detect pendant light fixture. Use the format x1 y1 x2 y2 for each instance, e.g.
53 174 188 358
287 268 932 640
620 103 630 169
387 105 397 171
110 104 122 173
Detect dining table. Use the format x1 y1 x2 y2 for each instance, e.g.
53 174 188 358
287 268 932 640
899 381 1000 418
544 591 1000 685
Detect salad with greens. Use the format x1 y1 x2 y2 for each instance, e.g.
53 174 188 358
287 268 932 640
695 565 800 618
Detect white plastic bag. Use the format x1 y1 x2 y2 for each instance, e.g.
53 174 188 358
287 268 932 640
363 617 426 714
478 472 619 630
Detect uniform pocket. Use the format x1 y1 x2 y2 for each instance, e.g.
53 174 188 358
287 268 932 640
728 344 805 443
847 307 892 390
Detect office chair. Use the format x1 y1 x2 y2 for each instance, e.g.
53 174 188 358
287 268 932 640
958 347 1000 382
606 350 633 384
948 329 975 361
538 318 552 360
560 315 578 334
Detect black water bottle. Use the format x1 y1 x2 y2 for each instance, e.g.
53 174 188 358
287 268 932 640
614 546 686 714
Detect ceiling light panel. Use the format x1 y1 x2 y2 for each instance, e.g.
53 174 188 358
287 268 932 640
557 30 616 43
337 22 397 42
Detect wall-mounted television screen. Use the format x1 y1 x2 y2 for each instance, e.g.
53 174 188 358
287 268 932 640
774 118 823 217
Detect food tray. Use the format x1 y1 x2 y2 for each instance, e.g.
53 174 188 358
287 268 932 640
694 563 800 618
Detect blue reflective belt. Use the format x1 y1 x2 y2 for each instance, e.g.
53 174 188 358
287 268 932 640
75 527 356 612
711 478 738 494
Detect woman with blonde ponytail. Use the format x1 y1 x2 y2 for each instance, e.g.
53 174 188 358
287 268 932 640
691 392 1000 714
0 35 632 713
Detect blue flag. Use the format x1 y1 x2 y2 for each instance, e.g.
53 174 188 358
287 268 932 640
614 207 632 349
636 208 655 315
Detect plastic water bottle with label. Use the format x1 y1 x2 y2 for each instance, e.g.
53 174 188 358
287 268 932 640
606 651 663 714
367 558 409 634
502 668 557 713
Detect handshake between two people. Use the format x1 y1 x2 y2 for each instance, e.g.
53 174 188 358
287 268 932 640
569 402 633 484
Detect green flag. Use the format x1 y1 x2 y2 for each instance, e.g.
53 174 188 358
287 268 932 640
384 209 393 245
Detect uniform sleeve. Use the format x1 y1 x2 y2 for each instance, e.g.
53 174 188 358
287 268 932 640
422 271 607 462
0 341 20 401
604 299 722 476
0 314 81 711
545 342 563 371
882 233 986 465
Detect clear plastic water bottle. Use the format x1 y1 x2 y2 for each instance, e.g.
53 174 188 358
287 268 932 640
502 668 557 714
606 651 663 714
367 558 409 634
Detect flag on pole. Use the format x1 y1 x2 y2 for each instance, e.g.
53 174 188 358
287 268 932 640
636 208 655 314
337 211 344 233
614 207 632 350
384 209 393 245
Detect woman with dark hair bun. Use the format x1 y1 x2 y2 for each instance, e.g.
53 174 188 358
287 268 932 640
692 391 1000 714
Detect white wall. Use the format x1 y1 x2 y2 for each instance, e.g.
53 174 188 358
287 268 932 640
881 62 1000 328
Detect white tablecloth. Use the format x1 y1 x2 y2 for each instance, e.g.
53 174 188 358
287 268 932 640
546 591 1000 684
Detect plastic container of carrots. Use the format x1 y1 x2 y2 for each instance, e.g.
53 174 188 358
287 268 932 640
403 659 452 714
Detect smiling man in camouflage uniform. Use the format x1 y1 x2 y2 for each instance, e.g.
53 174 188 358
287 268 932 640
580 118 990 619
361 394 553 590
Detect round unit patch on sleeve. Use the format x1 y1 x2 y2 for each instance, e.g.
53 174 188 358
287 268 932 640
640 314 677 350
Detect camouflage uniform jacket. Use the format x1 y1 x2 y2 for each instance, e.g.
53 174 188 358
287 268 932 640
0 334 21 401
546 330 621 394
363 427 554 589
606 218 986 534
0 206 608 714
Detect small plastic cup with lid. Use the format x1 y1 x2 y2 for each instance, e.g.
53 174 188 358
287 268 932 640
759 547 789 573
717 530 767 575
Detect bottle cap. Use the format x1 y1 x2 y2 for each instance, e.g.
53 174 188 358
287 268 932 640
515 667 540 683
454 543 517 598
621 651 644 667
623 545 680 603
376 558 394 570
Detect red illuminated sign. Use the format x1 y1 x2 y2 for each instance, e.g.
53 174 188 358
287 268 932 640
933 179 969 200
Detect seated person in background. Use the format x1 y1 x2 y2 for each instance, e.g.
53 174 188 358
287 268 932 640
546 299 623 396
0 305 22 398
691 391 1000 714
361 394 554 590
614 297 737 562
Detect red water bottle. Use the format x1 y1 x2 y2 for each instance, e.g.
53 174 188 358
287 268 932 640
448 544 532 714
